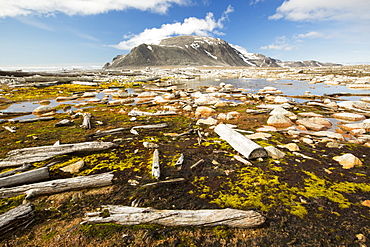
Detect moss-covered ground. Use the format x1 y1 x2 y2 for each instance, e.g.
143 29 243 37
0 79 369 246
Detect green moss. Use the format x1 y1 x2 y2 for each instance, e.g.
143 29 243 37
213 226 231 239
0 195 26 213
192 164 370 218
79 223 125 239
42 230 58 240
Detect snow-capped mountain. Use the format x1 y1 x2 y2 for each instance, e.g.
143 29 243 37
104 35 339 69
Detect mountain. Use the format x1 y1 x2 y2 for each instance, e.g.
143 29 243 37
104 35 339 69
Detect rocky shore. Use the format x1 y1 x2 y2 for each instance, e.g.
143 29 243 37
0 65 369 246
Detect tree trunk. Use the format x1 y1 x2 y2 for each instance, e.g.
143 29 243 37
0 172 114 199
214 124 268 160
0 203 34 237
0 167 50 188
0 141 117 168
82 206 265 228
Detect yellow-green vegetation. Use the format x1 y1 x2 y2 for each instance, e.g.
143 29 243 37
0 80 140 102
192 164 370 218
0 195 26 213
49 148 149 176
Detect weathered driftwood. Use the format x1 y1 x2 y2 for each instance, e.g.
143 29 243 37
3 126 16 133
80 112 92 129
128 110 177 117
152 149 160 179
142 178 185 187
0 172 114 199
0 164 32 178
86 127 131 139
132 122 168 130
0 111 31 118
82 206 265 228
0 203 35 237
19 116 55 123
190 159 204 169
0 167 49 188
0 141 117 168
215 124 268 160
175 153 184 170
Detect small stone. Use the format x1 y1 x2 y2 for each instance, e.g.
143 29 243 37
33 105 55 115
143 142 159 149
55 119 73 127
195 106 216 117
0 96 11 103
196 117 218 125
39 100 50 105
332 112 366 122
60 160 84 173
245 132 272 140
137 92 158 98
256 126 277 132
333 153 363 169
361 200 370 207
326 142 343 148
183 105 192 111
214 101 228 107
128 179 140 186
217 113 227 120
279 143 300 151
301 137 314 145
267 114 294 128
226 111 240 120
264 146 286 159
273 96 290 104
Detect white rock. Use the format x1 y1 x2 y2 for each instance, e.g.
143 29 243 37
267 115 294 128
227 111 241 120
332 112 366 122
265 146 286 159
60 160 84 173
195 106 216 117
333 153 362 169
196 117 218 125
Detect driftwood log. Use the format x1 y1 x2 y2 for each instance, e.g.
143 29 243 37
215 124 268 160
128 110 176 117
0 203 35 237
82 206 265 228
0 167 49 188
0 141 117 168
152 149 160 179
0 164 32 178
0 172 114 199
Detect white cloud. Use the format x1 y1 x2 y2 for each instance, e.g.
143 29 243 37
0 0 189 18
110 5 234 50
293 31 322 39
270 0 370 21
260 36 294 51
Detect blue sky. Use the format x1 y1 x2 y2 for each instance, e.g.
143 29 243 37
1 0 370 69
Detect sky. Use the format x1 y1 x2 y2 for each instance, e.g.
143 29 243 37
1 0 370 69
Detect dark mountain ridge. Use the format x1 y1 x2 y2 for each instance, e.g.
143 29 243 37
104 35 340 69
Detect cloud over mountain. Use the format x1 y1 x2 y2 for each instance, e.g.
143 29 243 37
110 5 234 50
